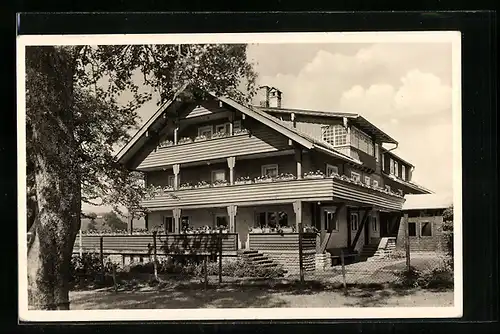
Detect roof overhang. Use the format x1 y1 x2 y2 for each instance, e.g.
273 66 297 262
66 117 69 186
255 106 397 144
384 173 433 194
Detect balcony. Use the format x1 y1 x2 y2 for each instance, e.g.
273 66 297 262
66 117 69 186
141 174 405 211
137 127 290 170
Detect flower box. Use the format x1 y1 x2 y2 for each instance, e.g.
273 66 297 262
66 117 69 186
276 176 295 182
178 138 193 145
194 135 208 142
254 178 273 183
194 184 210 189
162 186 174 192
212 183 228 188
235 180 253 185
304 174 324 179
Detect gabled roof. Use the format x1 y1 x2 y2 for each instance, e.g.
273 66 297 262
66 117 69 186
255 106 398 145
402 193 452 211
116 86 362 167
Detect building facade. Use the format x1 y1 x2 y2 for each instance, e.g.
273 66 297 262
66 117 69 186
116 85 431 267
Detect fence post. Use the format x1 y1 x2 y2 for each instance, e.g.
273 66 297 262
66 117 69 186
204 255 208 290
340 249 347 295
218 228 223 285
79 229 83 257
404 213 411 272
99 236 104 282
298 223 304 284
112 263 118 294
153 231 158 281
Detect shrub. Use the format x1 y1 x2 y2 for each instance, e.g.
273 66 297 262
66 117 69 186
70 253 109 284
392 264 453 289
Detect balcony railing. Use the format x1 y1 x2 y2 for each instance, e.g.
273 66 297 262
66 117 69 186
142 173 405 211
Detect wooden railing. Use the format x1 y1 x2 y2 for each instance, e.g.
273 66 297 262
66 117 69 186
73 233 238 255
248 233 317 252
141 176 405 211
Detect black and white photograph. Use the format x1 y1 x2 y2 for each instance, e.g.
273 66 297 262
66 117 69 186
18 31 462 321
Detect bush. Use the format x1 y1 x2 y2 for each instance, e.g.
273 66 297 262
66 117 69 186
393 264 453 289
70 253 110 284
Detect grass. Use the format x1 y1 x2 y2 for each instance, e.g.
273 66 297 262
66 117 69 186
68 276 453 310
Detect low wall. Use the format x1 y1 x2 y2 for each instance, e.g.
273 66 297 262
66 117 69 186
73 233 238 256
248 233 317 273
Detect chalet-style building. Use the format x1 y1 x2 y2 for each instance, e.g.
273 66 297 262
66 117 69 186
116 85 432 271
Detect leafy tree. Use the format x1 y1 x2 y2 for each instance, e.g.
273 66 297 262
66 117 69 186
102 212 127 232
86 212 98 231
26 44 257 309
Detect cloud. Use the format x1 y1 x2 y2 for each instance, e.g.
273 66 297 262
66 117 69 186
255 43 454 197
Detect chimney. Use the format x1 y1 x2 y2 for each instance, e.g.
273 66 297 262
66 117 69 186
258 86 282 108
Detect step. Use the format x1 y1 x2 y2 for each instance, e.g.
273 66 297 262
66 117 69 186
252 259 273 265
244 253 265 259
242 250 259 255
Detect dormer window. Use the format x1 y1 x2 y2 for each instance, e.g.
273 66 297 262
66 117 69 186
322 125 347 146
215 123 229 134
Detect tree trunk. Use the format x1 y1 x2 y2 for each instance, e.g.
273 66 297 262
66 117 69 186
26 46 80 310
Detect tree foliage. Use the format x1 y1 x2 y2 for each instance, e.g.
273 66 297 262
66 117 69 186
102 212 127 232
25 43 257 309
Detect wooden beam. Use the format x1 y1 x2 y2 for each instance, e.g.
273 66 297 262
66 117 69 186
227 156 236 185
227 205 237 233
320 203 345 253
173 208 181 233
293 200 302 230
173 164 180 190
350 208 371 250
295 147 302 179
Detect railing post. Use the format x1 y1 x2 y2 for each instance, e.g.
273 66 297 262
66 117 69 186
341 249 347 295
404 213 411 272
218 228 223 285
153 231 158 281
298 223 304 284
99 236 104 282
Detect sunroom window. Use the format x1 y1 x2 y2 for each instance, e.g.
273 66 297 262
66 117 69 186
322 125 347 146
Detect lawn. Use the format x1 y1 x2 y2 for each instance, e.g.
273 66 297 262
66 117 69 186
69 279 453 309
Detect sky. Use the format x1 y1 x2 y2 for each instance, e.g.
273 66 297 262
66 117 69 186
82 41 454 214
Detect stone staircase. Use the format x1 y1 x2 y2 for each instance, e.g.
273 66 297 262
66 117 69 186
358 243 379 262
238 250 286 273
366 237 397 262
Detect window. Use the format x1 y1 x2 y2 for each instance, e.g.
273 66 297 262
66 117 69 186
261 164 278 177
375 143 380 162
390 158 395 175
364 176 371 185
256 211 288 228
350 212 359 231
215 215 228 228
215 123 229 134
385 185 391 191
324 208 338 232
372 180 379 188
234 120 242 131
181 216 190 231
198 125 213 139
322 125 347 146
164 217 174 233
421 222 432 236
351 127 374 156
167 175 175 187
394 161 399 177
211 169 226 183
371 215 377 231
326 164 339 177
402 165 406 181
408 222 417 236
351 171 361 182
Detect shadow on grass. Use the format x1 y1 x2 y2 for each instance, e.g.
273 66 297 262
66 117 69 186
69 273 453 310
